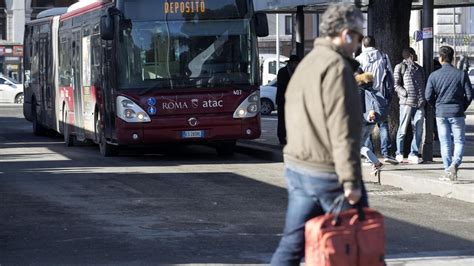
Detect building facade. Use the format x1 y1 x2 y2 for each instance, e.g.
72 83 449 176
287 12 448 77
260 7 474 61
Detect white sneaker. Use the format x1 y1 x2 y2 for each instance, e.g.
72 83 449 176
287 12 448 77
396 154 404 163
408 154 423 164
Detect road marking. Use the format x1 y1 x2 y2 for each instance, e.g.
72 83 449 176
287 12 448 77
369 190 415 196
386 255 474 266
262 117 278 121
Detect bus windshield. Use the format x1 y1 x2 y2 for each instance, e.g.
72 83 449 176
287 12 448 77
117 19 257 90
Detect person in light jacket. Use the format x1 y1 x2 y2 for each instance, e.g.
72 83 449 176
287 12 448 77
356 36 398 165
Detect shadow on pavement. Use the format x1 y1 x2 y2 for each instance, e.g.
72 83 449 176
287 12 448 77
0 116 271 166
1 169 474 264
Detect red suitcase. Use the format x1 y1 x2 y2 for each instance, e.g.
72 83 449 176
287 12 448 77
305 199 385 266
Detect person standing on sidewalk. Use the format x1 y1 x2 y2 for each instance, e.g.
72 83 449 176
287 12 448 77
356 72 385 172
271 4 368 265
276 55 299 145
394 48 426 164
426 46 473 180
356 36 398 165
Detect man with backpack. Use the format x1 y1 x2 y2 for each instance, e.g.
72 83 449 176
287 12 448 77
356 36 398 165
394 48 426 164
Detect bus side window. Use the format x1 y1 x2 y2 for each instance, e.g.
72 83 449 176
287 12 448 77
59 40 72 87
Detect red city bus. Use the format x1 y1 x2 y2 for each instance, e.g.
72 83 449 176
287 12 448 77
23 0 269 156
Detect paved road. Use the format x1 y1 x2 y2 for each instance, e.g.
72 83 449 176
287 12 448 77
1 104 473 265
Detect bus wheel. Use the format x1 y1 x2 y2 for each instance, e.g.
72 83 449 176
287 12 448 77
63 109 74 147
32 99 46 136
216 140 236 156
96 112 118 157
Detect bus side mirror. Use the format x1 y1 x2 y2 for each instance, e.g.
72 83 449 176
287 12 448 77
254 12 269 37
100 14 114 40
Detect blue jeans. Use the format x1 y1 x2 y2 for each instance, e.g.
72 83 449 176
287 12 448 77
396 105 424 156
364 121 391 157
361 123 380 165
436 117 466 171
271 167 369 266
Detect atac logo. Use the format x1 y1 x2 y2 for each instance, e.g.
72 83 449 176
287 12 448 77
202 93 224 108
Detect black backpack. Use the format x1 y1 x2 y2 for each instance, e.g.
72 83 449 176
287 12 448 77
381 54 394 101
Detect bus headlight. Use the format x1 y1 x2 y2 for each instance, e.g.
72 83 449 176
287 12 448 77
247 103 258 113
117 96 151 123
233 91 260 119
124 109 136 118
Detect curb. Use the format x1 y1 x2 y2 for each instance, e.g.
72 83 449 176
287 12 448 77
362 166 474 203
238 140 474 203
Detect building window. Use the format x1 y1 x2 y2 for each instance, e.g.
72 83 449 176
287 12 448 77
285 15 293 35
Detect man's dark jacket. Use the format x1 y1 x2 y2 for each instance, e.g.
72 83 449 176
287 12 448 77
425 63 473 118
276 66 292 106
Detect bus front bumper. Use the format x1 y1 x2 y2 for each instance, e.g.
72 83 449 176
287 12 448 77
115 115 261 145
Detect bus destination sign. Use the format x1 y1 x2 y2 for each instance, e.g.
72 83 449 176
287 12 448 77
165 1 206 14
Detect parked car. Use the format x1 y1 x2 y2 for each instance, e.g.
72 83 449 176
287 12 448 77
259 54 288 86
260 78 277 115
0 75 23 104
469 68 474 86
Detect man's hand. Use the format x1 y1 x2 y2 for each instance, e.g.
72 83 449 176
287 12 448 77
367 110 376 122
344 187 362 205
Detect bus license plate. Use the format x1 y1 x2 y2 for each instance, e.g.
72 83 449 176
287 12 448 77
181 130 204 139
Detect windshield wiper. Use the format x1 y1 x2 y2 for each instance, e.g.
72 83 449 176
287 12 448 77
138 81 167 95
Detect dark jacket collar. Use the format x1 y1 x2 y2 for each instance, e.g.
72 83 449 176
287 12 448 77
314 38 360 72
441 63 454 69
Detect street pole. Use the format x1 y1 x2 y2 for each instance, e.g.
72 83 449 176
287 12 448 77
296 6 305 60
276 14 280 70
453 7 457 63
422 0 434 162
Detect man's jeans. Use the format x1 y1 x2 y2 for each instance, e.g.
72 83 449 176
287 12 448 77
364 121 391 157
396 105 424 156
436 117 466 171
271 167 369 266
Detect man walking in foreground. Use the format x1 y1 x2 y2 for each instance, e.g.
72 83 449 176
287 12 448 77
426 46 473 180
394 48 426 164
356 36 398 165
271 4 368 265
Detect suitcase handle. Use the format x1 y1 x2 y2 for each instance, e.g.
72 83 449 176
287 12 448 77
329 195 366 226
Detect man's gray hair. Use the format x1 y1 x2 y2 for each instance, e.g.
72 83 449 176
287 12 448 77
319 3 365 38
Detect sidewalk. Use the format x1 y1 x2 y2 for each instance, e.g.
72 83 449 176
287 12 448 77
237 109 474 203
